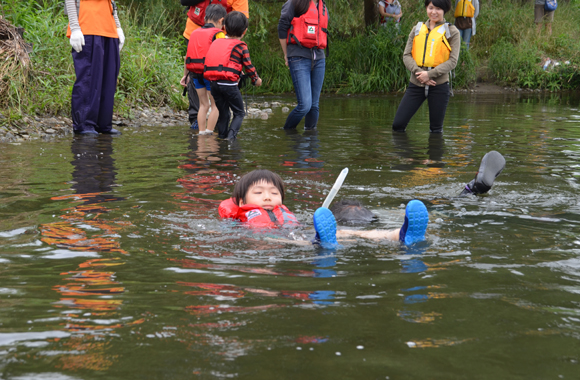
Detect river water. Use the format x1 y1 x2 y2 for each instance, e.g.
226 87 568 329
1 93 580 379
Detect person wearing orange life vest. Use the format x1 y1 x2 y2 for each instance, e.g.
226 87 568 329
278 0 329 131
204 11 262 140
182 5 227 135
219 169 429 247
181 0 249 130
391 0 460 134
65 0 125 135
454 0 479 49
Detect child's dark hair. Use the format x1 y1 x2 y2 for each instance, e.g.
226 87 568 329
425 0 452 13
330 198 376 225
293 0 311 17
205 4 227 23
224 11 248 37
233 170 285 205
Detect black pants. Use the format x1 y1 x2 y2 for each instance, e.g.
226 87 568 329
184 38 199 124
392 82 450 133
210 82 245 139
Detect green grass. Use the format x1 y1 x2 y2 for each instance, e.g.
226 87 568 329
2 0 580 119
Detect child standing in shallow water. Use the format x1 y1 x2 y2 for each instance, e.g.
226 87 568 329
218 169 429 246
204 11 262 140
182 5 227 135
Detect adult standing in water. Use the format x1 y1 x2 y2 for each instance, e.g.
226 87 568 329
391 0 460 134
278 0 329 131
181 0 249 130
65 0 124 135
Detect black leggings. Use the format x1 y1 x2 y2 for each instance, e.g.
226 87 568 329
392 82 450 133
210 82 246 139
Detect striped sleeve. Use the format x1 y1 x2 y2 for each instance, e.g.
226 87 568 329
231 42 259 83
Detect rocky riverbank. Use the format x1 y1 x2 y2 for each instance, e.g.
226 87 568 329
0 101 294 143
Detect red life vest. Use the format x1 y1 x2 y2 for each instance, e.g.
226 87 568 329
185 26 223 74
287 0 329 49
187 0 229 27
204 38 245 82
218 198 299 228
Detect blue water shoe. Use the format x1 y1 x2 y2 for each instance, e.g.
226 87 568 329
399 200 428 246
313 207 338 249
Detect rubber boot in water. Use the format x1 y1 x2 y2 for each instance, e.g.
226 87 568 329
460 151 506 196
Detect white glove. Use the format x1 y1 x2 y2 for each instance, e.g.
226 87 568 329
70 29 85 53
117 28 125 52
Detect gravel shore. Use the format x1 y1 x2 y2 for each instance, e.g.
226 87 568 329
0 101 293 143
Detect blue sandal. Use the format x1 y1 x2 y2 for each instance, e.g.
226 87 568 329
313 207 338 249
399 200 428 246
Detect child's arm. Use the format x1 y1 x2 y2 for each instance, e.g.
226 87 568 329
337 229 401 241
233 43 262 86
181 56 188 87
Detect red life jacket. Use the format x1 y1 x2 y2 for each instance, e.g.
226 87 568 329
187 0 229 27
204 38 245 82
287 0 329 49
218 198 299 228
185 26 223 74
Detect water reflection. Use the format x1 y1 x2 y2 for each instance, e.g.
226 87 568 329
282 129 323 168
43 136 139 371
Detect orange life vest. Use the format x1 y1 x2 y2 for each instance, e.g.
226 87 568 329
185 26 223 74
287 0 328 49
203 38 244 82
218 198 299 228
67 0 118 39
411 22 452 68
187 0 229 27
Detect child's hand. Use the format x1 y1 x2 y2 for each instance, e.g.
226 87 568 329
255 78 263 87
180 74 188 87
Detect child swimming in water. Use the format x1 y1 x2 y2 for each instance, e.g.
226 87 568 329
218 169 429 246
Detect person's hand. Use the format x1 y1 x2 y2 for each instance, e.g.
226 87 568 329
425 79 436 86
395 12 402 21
415 70 431 84
284 55 288 67
70 29 85 53
117 28 125 52
180 74 188 87
255 77 263 87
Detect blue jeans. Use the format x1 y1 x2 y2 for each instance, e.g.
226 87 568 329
284 56 326 130
458 28 472 49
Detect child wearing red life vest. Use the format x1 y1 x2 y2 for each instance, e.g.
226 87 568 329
182 5 227 135
219 170 299 229
204 11 262 140
219 170 430 247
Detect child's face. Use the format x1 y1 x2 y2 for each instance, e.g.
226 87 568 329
241 180 282 210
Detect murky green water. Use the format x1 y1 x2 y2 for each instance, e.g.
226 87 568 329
1 93 580 379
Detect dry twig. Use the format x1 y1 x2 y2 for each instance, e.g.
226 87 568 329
0 17 31 104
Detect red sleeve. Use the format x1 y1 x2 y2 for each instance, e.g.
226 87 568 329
231 43 259 83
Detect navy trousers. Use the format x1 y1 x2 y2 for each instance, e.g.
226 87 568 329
71 35 120 133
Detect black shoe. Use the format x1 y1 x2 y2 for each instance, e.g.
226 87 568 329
100 128 122 135
460 151 506 196
75 129 98 135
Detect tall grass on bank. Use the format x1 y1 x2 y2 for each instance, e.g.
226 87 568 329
2 0 186 118
473 0 580 90
6 0 580 118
